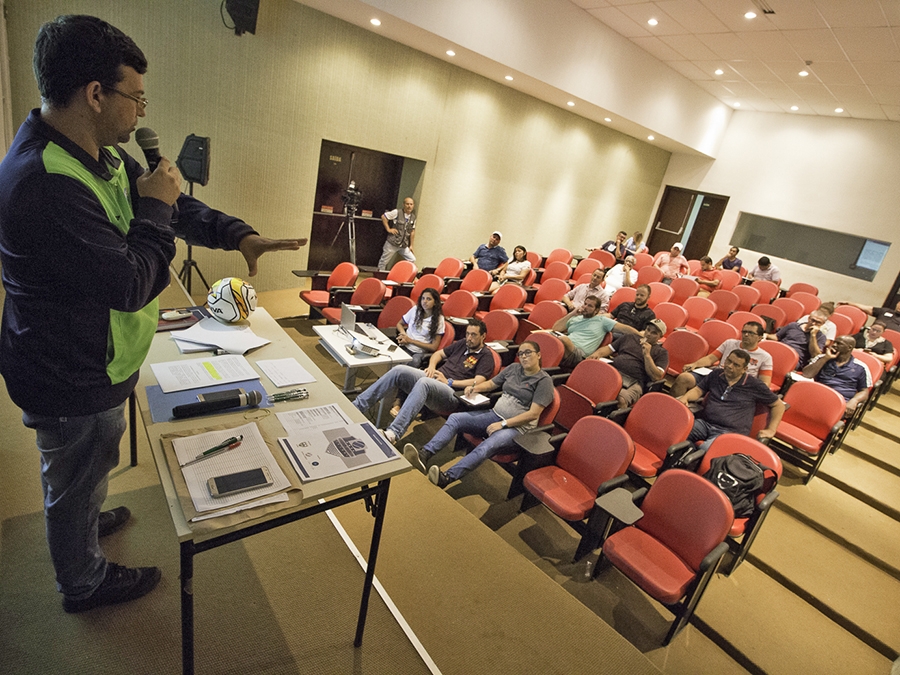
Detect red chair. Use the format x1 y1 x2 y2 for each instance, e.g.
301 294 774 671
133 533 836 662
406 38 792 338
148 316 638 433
636 266 663 285
571 258 602 282
772 297 804 326
475 284 527 320
515 301 567 345
787 282 818 297
588 249 616 268
525 251 542 269
653 302 688 338
669 278 699 305
523 278 569 313
441 268 491 300
646 282 674 309
687 259 702 275
850 349 882 426
521 416 635 561
664 331 709 377
522 268 538 287
381 260 418 298
432 257 465 280
554 360 623 432
633 252 654 270
535 261 572 285
297 262 359 319
770 380 846 483
616 392 694 480
707 290 740 322
731 284 760 313
608 287 636 313
751 303 787 330
483 310 518 342
410 274 444 302
321 278 386 324
525 332 566 369
682 296 716 332
572 273 594 287
790 291 821 316
718 270 741 292
759 340 799 392
437 328 455 351
376 295 415 332
834 305 868 334
697 320 739 356
829 312 854 339
596 470 734 644
442 290 478 320
726 311 761 334
693 434 782 574
751 279 780 304
545 248 573 267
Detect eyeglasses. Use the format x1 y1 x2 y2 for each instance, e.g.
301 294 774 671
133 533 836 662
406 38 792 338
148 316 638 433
518 350 537 357
741 330 761 336
105 86 148 110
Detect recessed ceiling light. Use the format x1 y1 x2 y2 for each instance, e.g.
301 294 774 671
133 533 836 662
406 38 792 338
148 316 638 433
647 135 655 141
505 75 513 81
745 11 757 19
835 108 844 113
791 105 799 111
604 117 612 122
648 18 658 26
715 69 724 75
734 102 741 107
799 70 809 77
566 101 575 107
370 18 381 26
446 50 455 56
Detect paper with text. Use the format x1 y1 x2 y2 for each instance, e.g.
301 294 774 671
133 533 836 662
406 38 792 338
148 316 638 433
151 354 259 393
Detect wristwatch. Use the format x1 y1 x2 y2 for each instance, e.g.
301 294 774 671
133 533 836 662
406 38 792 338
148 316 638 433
447 379 454 388
501 420 508 428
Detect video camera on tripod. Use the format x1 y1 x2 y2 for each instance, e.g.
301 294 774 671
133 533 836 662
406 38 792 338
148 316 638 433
341 181 363 211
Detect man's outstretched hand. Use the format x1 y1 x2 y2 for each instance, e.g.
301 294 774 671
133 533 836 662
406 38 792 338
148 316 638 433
238 234 308 276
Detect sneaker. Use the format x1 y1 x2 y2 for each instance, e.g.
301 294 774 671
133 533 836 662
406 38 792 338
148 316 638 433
98 506 131 538
428 465 453 489
62 563 161 614
383 429 397 445
403 443 427 474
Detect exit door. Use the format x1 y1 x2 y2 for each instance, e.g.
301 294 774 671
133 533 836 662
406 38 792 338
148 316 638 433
647 186 729 260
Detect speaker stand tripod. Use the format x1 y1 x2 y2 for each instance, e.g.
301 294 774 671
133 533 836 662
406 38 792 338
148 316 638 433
176 181 209 296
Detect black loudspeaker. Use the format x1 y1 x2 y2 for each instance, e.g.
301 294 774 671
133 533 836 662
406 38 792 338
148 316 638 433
225 0 259 35
176 134 210 186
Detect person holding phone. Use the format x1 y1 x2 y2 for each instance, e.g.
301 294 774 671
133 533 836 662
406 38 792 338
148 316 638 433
802 336 872 417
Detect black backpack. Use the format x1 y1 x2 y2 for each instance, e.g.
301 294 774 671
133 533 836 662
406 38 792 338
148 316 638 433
702 453 775 518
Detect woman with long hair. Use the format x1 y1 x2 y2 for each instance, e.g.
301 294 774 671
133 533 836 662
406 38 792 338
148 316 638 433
489 245 531 292
625 231 648 255
397 287 445 368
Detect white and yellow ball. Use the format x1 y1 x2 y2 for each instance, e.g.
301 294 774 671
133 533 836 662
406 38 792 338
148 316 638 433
207 277 257 323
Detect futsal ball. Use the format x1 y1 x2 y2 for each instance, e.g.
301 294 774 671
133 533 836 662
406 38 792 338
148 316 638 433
207 277 257 323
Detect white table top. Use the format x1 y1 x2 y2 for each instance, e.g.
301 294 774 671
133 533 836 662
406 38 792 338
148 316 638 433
313 323 413 369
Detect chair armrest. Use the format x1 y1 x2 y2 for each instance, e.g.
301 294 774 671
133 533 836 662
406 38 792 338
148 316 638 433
607 406 632 427
596 474 631 496
593 400 619 418
551 372 571 386
292 269 324 278
757 489 779 512
525 287 538 303
419 266 436 276
443 278 463 293
329 287 356 307
370 269 389 280
645 380 666 394
661 440 701 472
699 541 731 572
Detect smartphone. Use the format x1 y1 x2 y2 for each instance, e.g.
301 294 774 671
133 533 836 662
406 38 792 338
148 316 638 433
208 467 273 498
387 344 398 352
197 388 244 403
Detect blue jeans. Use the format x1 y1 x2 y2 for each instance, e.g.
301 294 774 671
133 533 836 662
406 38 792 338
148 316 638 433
353 365 459 438
688 418 731 452
23 402 127 598
423 410 519 481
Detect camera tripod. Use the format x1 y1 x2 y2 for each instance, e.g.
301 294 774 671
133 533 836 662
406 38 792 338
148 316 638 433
176 181 209 295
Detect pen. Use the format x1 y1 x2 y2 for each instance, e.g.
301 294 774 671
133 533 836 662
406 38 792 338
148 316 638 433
195 435 243 460
267 388 309 402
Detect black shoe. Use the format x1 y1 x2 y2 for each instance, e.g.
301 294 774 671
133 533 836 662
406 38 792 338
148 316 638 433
428 465 453 489
62 563 161 614
98 506 131 537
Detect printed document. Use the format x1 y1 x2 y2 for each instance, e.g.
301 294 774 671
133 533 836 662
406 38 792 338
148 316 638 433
151 354 259 393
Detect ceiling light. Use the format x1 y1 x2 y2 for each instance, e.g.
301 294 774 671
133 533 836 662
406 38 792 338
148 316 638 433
566 101 575 107
799 70 809 77
505 75 513 81
734 102 741 107
370 18 381 26
790 105 799 111
604 117 612 122
745 11 757 19
648 18 658 26
715 69 724 75
647 135 655 141
446 50 455 56
835 108 844 113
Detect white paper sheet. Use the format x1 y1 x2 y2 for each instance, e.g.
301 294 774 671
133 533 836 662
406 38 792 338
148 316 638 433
276 403 353 436
256 358 317 387
173 317 271 354
279 421 398 482
150 354 259 393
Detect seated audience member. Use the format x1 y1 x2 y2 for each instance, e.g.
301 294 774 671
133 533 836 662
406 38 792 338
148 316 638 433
592 319 668 408
551 295 636 368
670 321 773 397
838 299 900 333
654 242 689 283
608 284 656 332
397 288 445 367
798 301 837 345
625 231 648 256
562 268 609 312
593 230 628 263
470 231 508 276
678 350 785 450
604 256 637 293
801 336 872 417
404 340 554 489
695 256 722 295
715 246 743 272
852 320 895 365
768 311 827 369
354 320 494 444
747 256 782 284
490 244 531 292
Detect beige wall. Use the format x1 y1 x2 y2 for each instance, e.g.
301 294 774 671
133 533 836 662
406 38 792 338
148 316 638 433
4 0 670 292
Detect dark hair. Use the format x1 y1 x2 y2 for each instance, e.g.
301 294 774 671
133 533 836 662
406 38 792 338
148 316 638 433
728 349 751 367
467 318 487 335
872 320 887 329
414 288 443 343
730 246 740 254
758 256 771 266
743 321 764 337
520 340 541 355
700 256 713 264
618 230 627 237
513 245 527 261
635 284 651 294
818 301 835 315
34 15 147 108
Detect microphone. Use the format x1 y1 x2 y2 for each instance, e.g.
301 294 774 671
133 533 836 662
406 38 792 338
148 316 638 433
171 390 263 419
135 127 162 171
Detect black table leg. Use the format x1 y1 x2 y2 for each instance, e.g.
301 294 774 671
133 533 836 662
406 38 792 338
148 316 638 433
354 479 390 647
181 541 195 675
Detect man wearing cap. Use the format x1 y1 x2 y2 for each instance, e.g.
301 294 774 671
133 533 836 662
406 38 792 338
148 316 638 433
748 256 782 284
378 197 417 271
653 242 689 283
470 231 508 276
591 319 669 408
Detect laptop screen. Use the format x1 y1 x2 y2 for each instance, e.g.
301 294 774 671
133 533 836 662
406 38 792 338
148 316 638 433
340 303 355 333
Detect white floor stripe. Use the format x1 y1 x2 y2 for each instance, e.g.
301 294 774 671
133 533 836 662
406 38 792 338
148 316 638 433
321 501 443 675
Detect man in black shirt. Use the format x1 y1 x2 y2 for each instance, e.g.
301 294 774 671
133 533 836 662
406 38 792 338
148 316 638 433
592 319 668 407
608 284 656 331
851 320 895 365
839 300 900 333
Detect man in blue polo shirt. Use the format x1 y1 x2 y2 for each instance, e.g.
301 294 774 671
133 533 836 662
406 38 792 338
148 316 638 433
802 335 871 417
469 230 508 275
